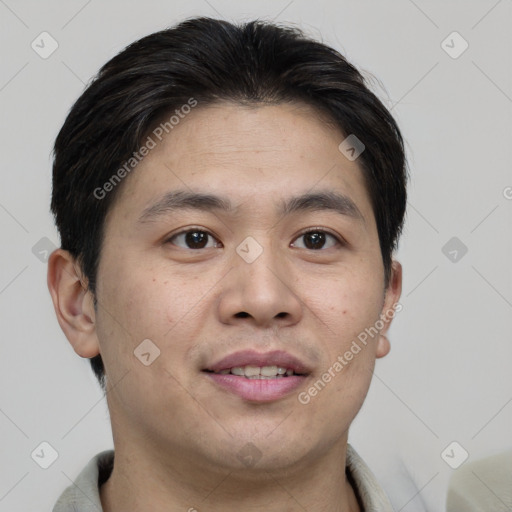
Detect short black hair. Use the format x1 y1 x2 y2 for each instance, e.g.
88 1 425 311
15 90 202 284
51 16 408 392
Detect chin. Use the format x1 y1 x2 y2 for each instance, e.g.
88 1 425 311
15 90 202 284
204 431 316 475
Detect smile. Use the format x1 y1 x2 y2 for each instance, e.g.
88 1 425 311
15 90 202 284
202 350 311 402
206 365 302 378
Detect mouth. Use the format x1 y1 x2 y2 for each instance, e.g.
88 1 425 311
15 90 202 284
202 350 311 402
203 365 304 379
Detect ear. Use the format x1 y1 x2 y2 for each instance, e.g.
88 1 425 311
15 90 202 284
47 249 100 358
376 259 402 358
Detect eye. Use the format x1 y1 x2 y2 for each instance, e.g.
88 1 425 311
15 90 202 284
166 229 221 250
291 229 342 250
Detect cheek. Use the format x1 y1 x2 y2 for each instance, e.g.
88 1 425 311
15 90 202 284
301 269 384 405
306 269 383 336
94 257 170 364
99 261 213 368
99 252 175 324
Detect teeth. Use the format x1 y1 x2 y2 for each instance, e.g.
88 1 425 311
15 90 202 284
244 365 261 377
217 365 297 377
260 365 278 377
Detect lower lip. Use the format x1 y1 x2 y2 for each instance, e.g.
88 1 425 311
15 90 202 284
204 373 307 402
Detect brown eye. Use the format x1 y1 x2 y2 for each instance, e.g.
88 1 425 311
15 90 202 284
168 230 220 249
291 230 340 250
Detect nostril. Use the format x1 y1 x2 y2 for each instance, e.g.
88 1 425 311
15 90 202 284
235 311 250 318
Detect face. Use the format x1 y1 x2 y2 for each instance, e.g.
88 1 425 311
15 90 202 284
88 101 401 475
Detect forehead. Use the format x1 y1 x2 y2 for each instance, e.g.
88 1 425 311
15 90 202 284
109 101 373 223
156 101 344 166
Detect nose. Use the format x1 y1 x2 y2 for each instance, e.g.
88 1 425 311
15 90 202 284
217 240 303 329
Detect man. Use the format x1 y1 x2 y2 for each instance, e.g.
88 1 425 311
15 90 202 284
48 16 406 511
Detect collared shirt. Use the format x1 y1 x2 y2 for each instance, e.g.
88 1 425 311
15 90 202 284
53 444 394 511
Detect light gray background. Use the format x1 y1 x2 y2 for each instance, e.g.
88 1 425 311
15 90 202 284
1 1 511 511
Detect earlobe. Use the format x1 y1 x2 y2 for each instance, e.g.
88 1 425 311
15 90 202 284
47 249 101 359
376 334 390 358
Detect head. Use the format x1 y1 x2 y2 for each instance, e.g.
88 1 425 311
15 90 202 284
48 17 406 474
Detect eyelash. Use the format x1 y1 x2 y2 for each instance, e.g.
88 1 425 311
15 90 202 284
292 228 344 249
165 227 344 250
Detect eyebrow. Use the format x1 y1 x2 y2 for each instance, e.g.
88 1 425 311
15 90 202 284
138 189 364 224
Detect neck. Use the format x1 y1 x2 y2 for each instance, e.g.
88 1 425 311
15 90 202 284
100 436 361 512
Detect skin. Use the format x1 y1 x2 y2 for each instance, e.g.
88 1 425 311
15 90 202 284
48 101 402 512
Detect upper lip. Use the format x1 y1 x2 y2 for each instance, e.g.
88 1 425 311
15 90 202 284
204 349 311 375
